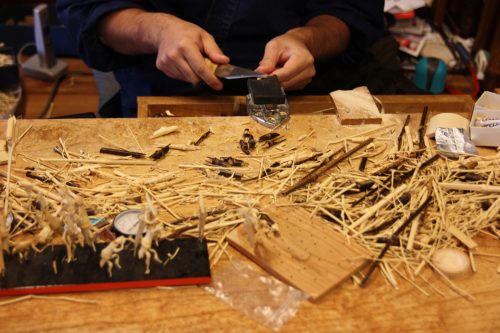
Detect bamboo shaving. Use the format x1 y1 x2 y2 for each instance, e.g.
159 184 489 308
0 295 99 306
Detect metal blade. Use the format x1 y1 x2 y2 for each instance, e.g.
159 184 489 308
215 64 266 80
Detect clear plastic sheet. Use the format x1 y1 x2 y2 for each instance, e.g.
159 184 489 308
204 259 307 331
435 127 478 158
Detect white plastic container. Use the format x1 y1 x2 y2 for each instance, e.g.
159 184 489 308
470 91 500 147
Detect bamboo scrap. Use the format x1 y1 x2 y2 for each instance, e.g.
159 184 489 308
447 225 478 249
404 126 415 152
351 184 408 231
439 182 500 193
150 126 179 139
282 138 373 195
40 158 155 166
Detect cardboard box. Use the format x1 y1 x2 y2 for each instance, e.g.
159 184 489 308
470 91 500 147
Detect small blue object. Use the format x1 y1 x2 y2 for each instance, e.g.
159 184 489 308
63 217 106 232
90 217 106 227
414 57 447 94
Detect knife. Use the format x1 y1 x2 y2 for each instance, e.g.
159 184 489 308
205 58 266 80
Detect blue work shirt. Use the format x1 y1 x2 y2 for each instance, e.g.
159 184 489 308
57 0 384 115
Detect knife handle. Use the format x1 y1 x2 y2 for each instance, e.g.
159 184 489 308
204 58 218 75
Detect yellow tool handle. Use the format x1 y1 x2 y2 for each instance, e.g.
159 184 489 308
204 58 218 74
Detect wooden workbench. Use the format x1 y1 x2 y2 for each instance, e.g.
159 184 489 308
1 95 499 333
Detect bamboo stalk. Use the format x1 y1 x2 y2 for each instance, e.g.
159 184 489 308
439 182 500 193
351 184 408 231
327 124 396 145
40 158 155 165
282 138 374 195
447 225 478 249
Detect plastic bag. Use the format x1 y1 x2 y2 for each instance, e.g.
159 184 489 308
204 259 307 331
435 127 478 157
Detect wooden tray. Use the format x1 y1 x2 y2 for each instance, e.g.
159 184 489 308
138 95 474 118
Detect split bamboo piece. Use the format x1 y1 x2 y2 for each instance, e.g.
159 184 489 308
439 182 500 193
150 126 179 139
282 138 373 195
40 158 155 166
447 225 478 249
351 184 408 231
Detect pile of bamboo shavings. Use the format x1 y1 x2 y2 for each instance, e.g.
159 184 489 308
0 124 498 297
267 143 499 295
0 53 19 116
0 91 19 117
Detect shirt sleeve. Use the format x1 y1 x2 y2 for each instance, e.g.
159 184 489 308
56 0 148 71
305 0 385 64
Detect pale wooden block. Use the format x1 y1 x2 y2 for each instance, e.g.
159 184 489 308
227 199 368 300
330 86 382 125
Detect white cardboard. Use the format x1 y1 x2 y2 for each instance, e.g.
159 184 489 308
470 92 500 147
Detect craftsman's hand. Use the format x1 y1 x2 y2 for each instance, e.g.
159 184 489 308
256 34 316 90
154 15 229 90
99 10 229 90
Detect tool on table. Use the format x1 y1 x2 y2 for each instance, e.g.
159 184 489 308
246 76 290 128
21 4 67 81
205 58 265 80
205 58 290 128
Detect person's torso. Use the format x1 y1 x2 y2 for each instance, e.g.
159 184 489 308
116 0 308 110
143 0 306 66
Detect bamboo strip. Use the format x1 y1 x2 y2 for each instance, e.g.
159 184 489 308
439 182 500 193
41 158 155 166
351 185 408 231
447 225 478 249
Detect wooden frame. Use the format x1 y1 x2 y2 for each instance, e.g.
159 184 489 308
138 94 475 118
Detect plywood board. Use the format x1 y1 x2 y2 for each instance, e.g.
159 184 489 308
227 199 369 300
